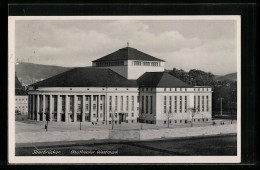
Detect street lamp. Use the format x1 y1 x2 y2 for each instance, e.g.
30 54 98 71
218 97 224 116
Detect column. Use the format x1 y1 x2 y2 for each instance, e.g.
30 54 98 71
73 95 77 122
42 95 46 121
36 95 40 121
65 95 69 122
90 95 93 122
57 95 61 122
97 95 100 120
32 95 35 120
49 95 53 121
28 95 31 119
82 95 86 122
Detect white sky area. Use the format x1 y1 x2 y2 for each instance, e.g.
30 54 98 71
15 19 237 75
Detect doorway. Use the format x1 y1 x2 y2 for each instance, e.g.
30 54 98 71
119 113 126 124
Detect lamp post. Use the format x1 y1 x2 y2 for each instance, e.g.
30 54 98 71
218 97 224 116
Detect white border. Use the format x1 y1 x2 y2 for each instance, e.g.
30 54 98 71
8 15 241 164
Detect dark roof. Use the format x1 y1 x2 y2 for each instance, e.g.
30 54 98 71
137 72 192 88
15 74 27 95
15 89 28 95
31 67 138 87
92 47 165 62
15 74 23 89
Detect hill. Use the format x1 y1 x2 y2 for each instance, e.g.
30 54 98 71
215 73 237 81
15 62 73 86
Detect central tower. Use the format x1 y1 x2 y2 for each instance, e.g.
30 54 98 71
92 47 165 80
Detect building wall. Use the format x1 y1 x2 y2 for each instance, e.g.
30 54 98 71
15 95 28 114
27 87 139 124
93 60 165 80
141 87 213 125
27 86 212 125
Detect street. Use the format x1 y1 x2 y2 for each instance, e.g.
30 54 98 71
16 134 237 156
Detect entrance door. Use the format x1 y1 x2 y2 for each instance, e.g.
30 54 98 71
119 113 125 124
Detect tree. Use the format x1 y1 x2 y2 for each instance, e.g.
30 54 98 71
110 108 116 130
165 109 173 128
139 111 147 130
188 107 196 127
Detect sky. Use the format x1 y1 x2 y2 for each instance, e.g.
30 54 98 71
15 19 238 75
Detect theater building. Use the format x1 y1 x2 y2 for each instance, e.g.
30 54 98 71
27 47 212 125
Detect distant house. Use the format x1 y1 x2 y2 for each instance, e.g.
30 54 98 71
27 46 212 125
15 74 28 115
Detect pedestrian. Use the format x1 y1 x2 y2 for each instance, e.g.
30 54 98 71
45 124 47 131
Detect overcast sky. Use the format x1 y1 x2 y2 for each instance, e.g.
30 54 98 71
15 19 237 75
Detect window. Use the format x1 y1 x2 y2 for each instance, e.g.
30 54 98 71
69 96 73 112
180 96 182 113
194 96 196 112
93 114 96 118
109 96 112 111
131 96 134 111
109 113 112 118
93 96 97 101
77 96 82 112
141 96 144 113
115 96 118 111
39 95 43 112
132 112 134 117
169 96 172 113
206 96 209 112
146 96 148 113
185 96 187 113
198 96 200 112
93 104 96 111
150 96 153 114
100 103 103 110
53 96 57 112
121 96 123 111
164 96 167 113
202 96 204 112
174 96 177 113
126 96 129 111
164 88 166 91
85 104 89 112
61 96 65 112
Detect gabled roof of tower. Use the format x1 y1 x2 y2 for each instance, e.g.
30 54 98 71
31 67 138 87
137 72 192 88
92 47 165 62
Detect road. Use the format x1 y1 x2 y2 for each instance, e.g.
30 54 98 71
16 134 237 156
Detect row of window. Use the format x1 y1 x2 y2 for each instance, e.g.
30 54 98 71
16 106 27 109
141 96 153 114
108 120 135 124
108 112 134 118
16 98 27 101
132 61 161 67
194 95 209 112
140 87 210 92
95 61 124 67
109 96 136 112
163 96 188 113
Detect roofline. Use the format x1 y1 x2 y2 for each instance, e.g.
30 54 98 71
92 59 165 62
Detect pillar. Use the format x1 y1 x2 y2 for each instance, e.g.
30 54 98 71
65 95 69 122
28 95 31 119
90 95 93 122
82 95 85 122
42 95 46 121
49 95 53 121
74 95 77 122
57 95 61 122
36 95 40 121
